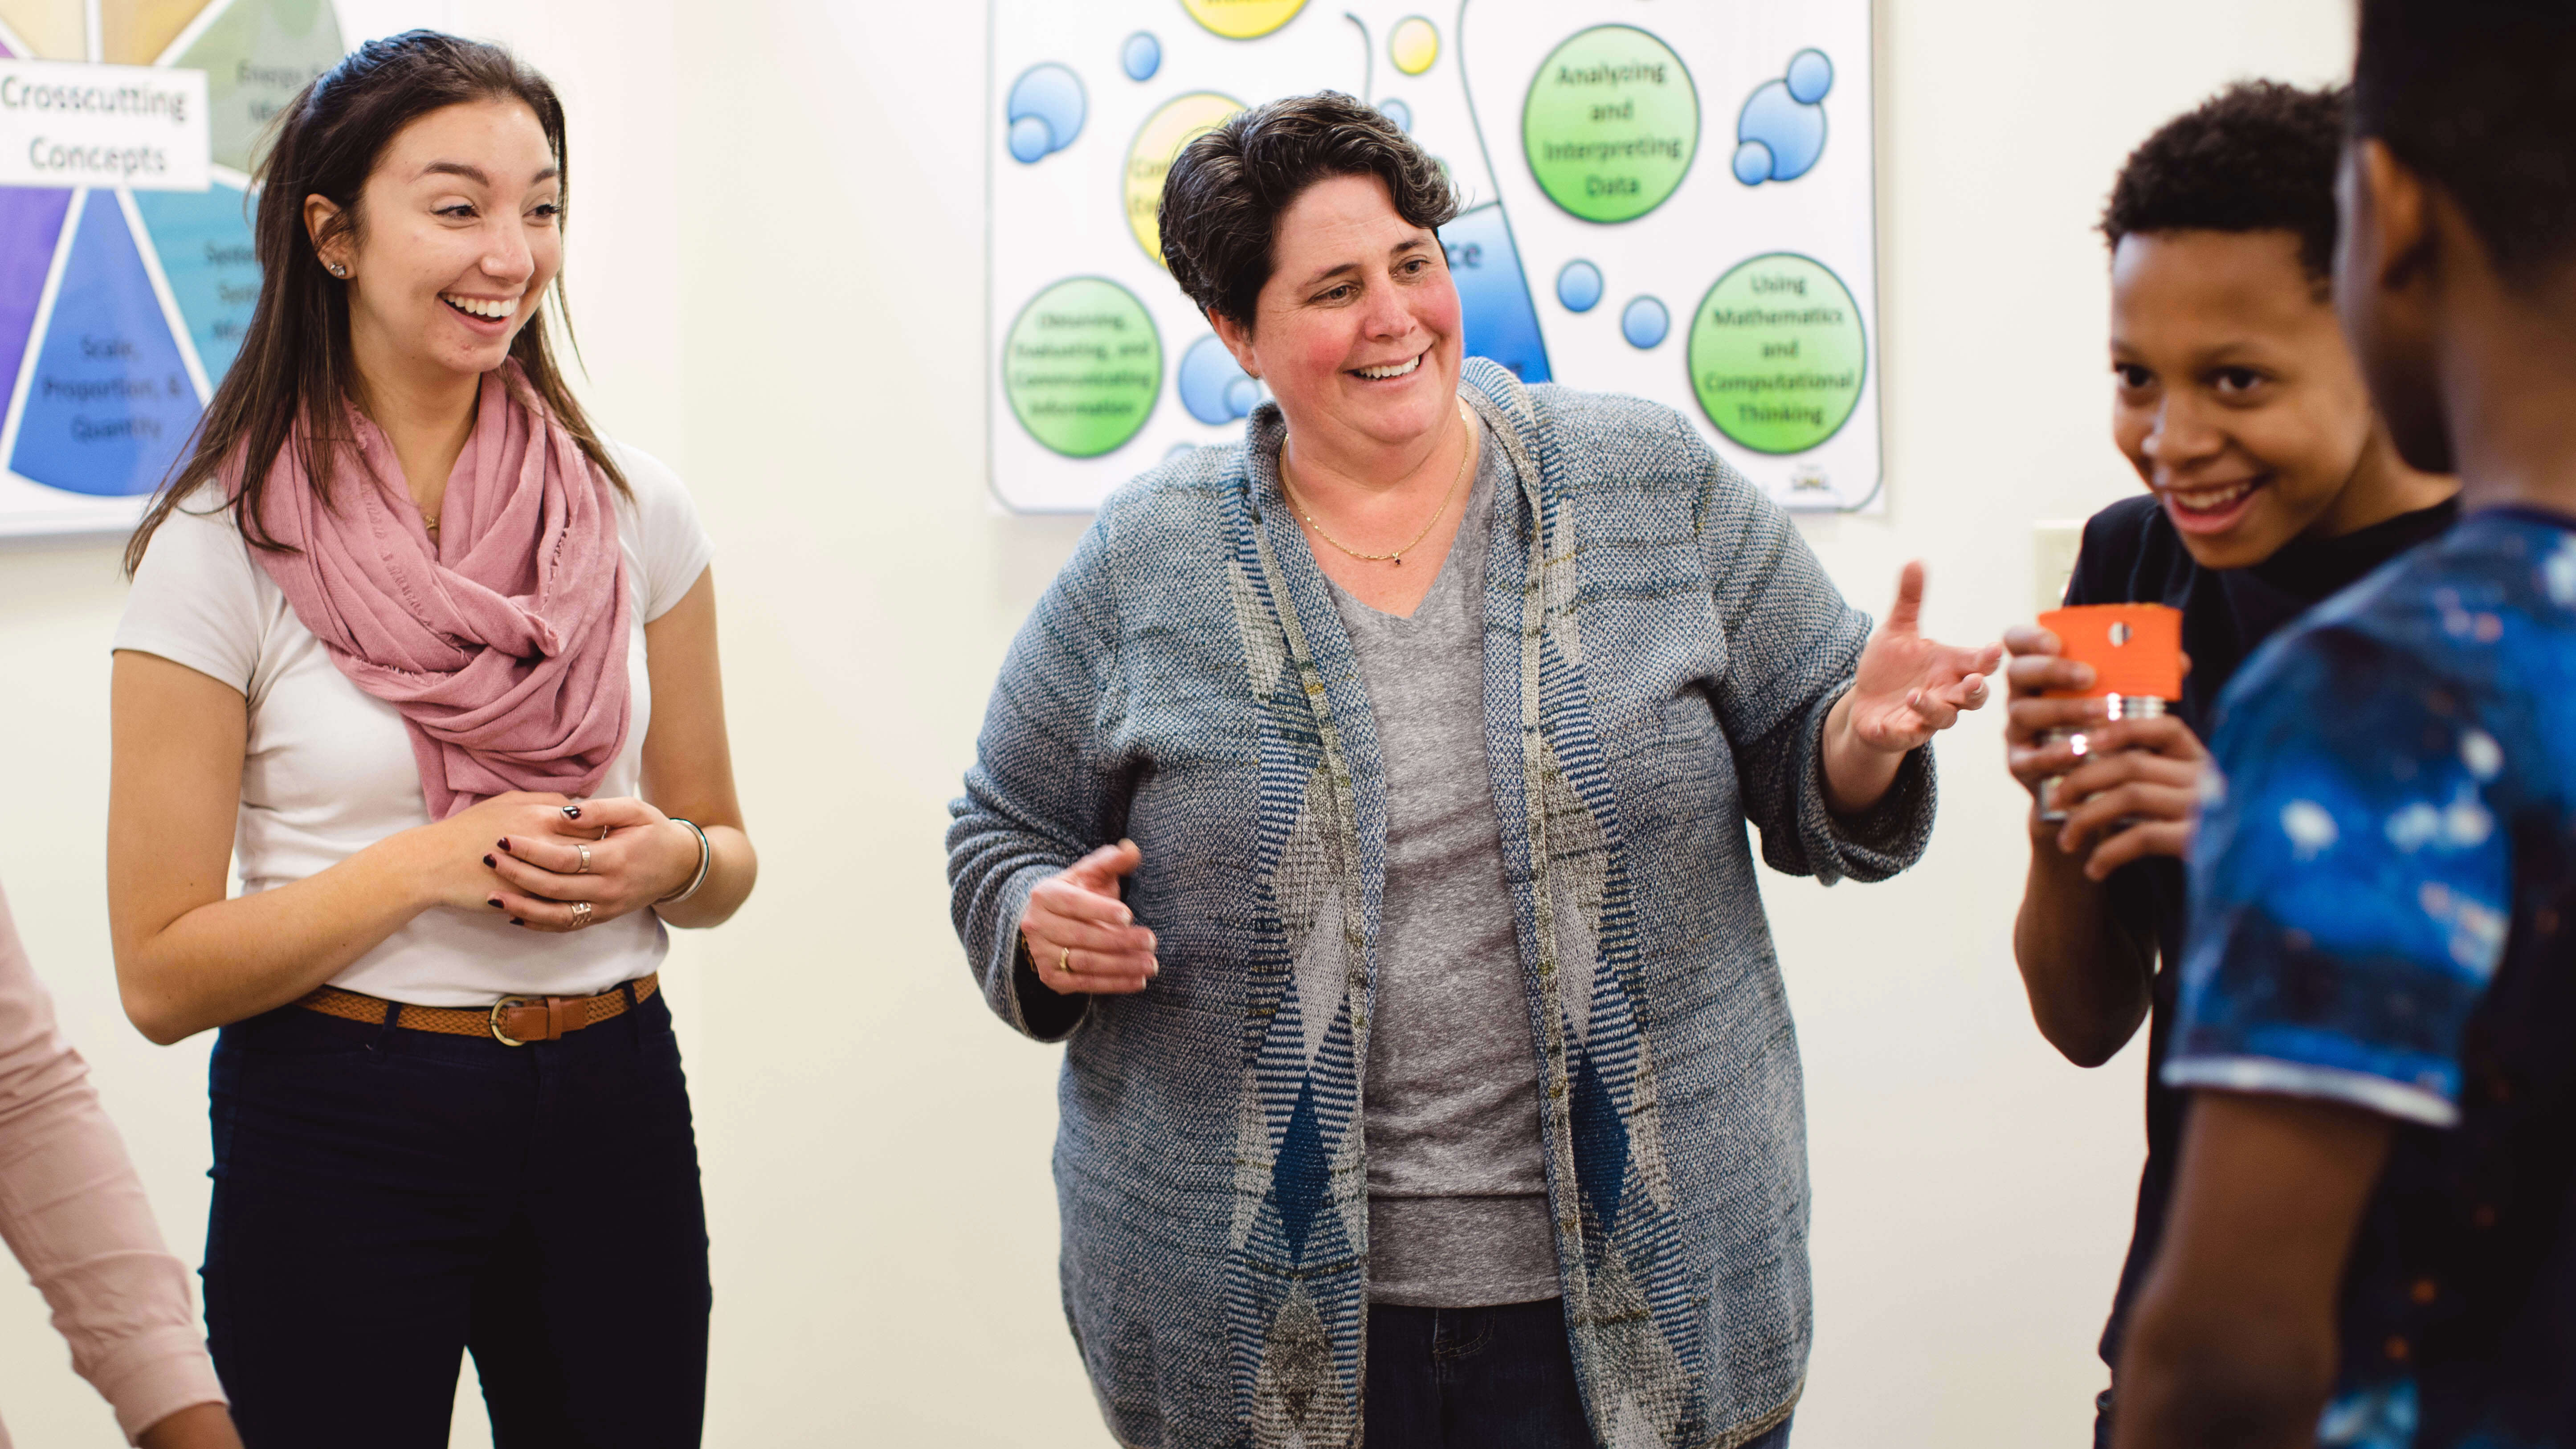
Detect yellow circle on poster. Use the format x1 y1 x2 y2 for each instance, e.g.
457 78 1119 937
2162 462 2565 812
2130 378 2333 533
1179 0 1306 40
1126 91 1247 264
1389 16 1439 75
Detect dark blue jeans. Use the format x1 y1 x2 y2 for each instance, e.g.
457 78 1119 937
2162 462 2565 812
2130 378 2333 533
1364 1299 1793 1448
203 988 710 1449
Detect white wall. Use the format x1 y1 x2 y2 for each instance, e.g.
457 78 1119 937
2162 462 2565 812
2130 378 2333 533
0 1 2354 1444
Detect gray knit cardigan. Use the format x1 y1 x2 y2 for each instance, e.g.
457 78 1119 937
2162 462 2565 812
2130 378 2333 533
948 360 1935 1449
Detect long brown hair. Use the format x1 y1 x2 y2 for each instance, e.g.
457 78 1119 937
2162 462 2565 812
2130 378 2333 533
124 30 623 576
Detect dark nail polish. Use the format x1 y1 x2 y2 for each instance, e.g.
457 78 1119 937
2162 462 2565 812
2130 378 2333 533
498 838 510 851
562 805 582 820
487 898 503 909
510 918 525 926
482 854 496 868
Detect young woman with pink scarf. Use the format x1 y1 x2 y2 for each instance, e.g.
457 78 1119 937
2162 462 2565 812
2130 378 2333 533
105 33 755 1448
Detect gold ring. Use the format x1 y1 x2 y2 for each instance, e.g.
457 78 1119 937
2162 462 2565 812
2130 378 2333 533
576 843 592 875
571 901 593 929
1058 946 1072 975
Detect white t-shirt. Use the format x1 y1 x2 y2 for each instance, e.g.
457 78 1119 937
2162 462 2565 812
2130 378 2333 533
113 441 716 1008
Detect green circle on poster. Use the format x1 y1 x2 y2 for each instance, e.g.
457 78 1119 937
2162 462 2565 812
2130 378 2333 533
1004 277 1162 457
1688 254 1865 454
1522 25 1698 224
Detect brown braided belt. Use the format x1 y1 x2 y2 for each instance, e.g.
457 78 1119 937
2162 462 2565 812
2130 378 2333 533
296 973 660 1046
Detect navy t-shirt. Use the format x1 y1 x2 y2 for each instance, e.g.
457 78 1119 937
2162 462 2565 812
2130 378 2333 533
2062 492 2457 1372
2173 507 2576 1445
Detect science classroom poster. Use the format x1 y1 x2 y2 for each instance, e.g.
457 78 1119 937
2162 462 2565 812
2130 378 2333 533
0 0 352 539
989 0 1881 514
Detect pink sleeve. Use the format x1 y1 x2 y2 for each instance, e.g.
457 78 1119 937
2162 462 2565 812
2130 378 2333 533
0 882 225 1443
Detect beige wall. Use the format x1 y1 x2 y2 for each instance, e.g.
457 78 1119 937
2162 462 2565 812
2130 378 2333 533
0 1 2353 1444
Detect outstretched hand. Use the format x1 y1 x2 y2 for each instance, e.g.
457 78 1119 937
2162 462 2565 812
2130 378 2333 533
1020 841 1158 996
1823 562 2002 816
1846 561 2003 752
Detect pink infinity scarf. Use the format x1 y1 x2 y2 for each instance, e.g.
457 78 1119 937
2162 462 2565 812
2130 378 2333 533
250 364 632 820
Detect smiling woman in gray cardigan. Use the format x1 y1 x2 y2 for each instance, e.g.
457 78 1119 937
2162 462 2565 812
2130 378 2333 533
949 93 1996 1449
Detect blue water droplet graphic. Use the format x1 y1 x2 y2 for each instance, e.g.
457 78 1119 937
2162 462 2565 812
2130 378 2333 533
1178 334 1260 424
1786 49 1834 105
1737 79 1825 184
1123 32 1160 82
1732 140 1774 185
1555 259 1602 313
1735 50 1834 186
1006 63 1085 162
1007 115 1053 164
1620 295 1669 350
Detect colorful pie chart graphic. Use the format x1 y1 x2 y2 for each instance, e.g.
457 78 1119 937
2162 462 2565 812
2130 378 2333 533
0 0 340 503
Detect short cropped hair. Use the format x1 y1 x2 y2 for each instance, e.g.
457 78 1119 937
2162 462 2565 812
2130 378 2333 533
1159 91 1460 327
2354 0 2576 283
2100 81 2348 283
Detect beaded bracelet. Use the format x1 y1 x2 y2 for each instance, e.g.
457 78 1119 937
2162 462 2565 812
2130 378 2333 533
657 817 713 905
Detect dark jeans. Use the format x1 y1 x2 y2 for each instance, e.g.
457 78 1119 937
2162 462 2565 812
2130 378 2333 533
1364 1299 1792 1449
203 988 711 1449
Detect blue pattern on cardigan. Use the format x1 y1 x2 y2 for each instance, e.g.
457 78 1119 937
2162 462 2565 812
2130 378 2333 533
949 361 1936 1448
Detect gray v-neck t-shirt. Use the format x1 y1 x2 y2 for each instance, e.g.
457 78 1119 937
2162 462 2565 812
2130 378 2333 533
1328 426 1558 1308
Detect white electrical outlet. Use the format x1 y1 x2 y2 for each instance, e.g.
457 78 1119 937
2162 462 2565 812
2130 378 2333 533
2033 521 2085 615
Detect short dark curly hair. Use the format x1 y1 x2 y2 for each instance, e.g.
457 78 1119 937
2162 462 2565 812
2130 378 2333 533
2100 80 2347 285
1159 91 1460 328
2355 0 2576 285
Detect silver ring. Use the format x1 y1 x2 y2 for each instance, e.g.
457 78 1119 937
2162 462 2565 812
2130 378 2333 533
571 901 593 929
576 843 592 875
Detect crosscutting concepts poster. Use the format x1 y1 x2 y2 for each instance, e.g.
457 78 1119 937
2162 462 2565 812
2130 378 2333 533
988 0 1880 513
0 0 344 539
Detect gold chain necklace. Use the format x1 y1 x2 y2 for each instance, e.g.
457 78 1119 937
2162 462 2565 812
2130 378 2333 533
1280 400 1474 567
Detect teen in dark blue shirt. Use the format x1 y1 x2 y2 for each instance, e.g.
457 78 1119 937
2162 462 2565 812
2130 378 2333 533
2117 4 2576 1445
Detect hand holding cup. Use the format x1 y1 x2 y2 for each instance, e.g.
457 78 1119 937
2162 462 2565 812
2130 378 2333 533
2004 605 2202 880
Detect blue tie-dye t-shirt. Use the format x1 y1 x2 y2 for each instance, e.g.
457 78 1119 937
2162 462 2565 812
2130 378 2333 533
2172 507 2576 1449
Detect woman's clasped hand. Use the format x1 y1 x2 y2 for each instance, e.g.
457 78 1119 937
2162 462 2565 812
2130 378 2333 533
1019 840 1158 996
449 794 706 932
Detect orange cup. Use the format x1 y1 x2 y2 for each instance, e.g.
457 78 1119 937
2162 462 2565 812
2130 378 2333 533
2033 603 2182 821
2037 603 2184 701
